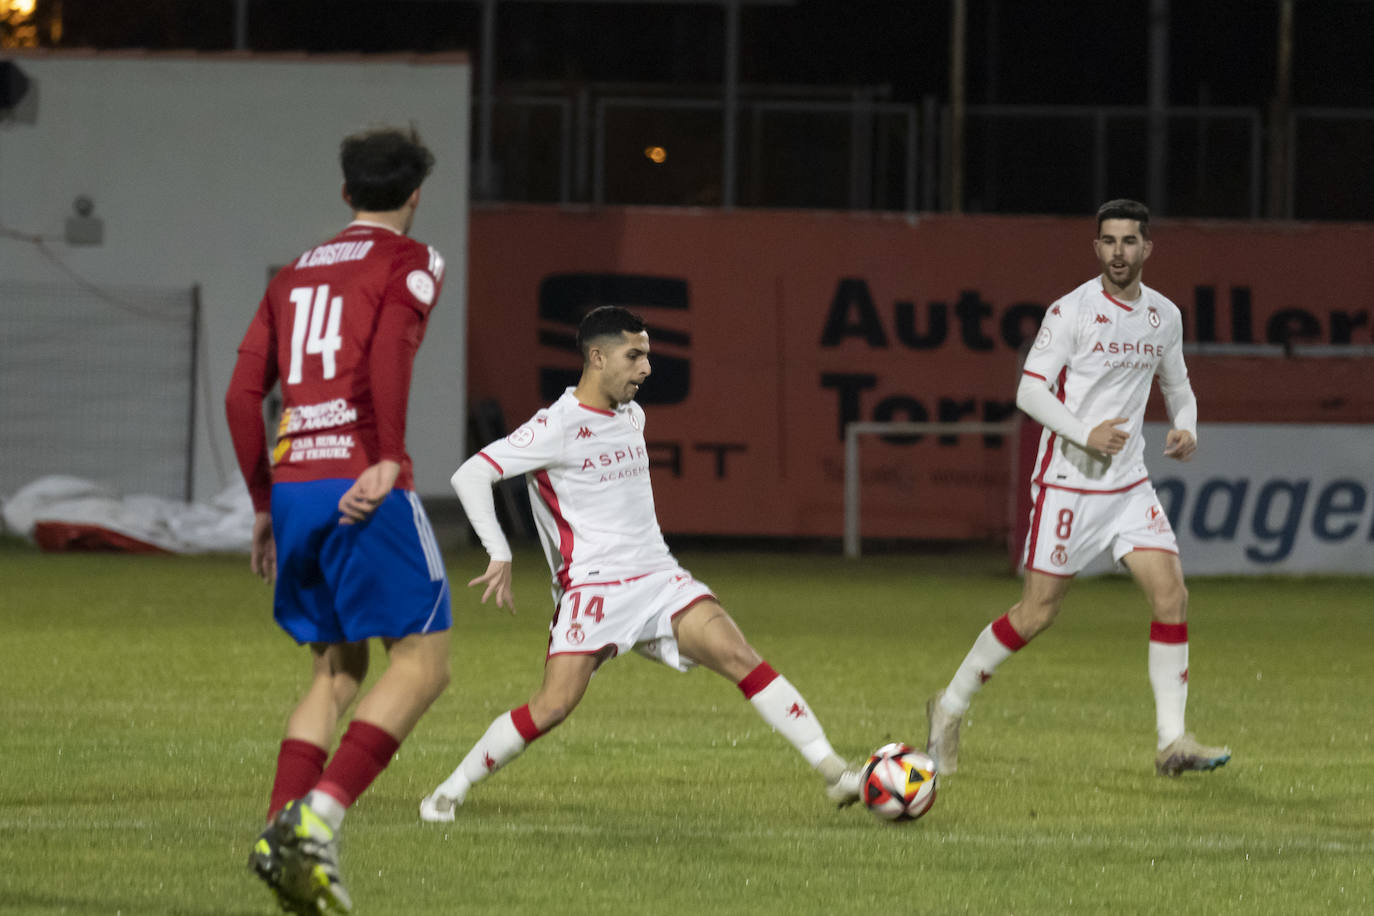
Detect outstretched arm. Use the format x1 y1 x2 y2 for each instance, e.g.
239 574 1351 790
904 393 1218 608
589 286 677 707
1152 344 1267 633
451 454 516 612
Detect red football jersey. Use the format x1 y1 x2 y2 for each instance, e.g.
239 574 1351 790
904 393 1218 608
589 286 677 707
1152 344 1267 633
228 221 445 508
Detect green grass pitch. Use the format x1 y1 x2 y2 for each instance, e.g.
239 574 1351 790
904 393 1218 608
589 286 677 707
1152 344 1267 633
1 539 1370 914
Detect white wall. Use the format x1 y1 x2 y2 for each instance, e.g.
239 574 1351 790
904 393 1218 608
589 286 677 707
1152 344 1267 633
0 51 470 500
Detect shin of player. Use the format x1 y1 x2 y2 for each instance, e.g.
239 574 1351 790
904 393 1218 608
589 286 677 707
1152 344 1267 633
925 199 1229 778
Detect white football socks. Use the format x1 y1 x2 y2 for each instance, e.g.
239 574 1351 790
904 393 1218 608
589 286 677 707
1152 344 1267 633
1149 635 1189 750
304 788 346 832
435 710 529 802
941 619 1020 716
748 674 837 769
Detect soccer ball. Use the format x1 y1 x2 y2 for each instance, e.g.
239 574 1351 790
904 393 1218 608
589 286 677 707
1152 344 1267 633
860 742 937 822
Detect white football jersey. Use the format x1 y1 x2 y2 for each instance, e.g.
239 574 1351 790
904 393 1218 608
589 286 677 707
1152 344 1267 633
476 389 677 591
1022 278 1190 492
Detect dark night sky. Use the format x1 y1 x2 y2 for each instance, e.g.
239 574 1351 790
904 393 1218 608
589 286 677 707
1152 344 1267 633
41 0 1374 108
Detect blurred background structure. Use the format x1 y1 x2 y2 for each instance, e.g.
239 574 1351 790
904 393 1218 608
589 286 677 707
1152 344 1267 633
2 0 1372 219
2 1 1371 574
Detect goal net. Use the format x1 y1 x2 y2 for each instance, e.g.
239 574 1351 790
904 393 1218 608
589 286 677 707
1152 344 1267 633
0 281 198 502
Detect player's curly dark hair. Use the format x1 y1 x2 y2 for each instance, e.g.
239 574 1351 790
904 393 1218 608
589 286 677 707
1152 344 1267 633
340 126 436 212
577 305 647 360
1096 198 1151 239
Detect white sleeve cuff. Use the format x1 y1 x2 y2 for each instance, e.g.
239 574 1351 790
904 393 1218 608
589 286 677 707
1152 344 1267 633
1015 374 1093 447
1162 382 1199 441
450 455 513 562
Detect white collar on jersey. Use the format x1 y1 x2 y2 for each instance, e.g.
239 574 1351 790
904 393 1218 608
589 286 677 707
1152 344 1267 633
345 219 403 235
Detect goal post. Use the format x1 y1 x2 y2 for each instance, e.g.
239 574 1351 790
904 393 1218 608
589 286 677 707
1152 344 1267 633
842 420 1019 558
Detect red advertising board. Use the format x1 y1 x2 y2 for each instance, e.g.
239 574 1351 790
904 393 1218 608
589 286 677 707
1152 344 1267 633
468 206 1374 539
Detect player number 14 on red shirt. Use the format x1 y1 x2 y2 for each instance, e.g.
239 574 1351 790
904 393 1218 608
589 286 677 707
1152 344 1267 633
287 284 344 384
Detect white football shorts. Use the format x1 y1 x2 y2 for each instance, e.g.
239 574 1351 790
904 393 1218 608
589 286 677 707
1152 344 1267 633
546 566 717 672
1022 480 1178 577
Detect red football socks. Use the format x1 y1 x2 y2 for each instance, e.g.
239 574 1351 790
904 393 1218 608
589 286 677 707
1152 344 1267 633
314 720 401 809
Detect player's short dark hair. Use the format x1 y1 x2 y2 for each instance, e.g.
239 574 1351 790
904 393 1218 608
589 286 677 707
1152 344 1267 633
340 126 435 211
1096 199 1151 239
577 306 647 360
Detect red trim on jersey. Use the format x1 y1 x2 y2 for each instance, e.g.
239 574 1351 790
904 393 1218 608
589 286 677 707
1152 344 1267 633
1149 621 1189 644
1025 564 1076 579
510 704 544 742
533 470 574 590
1023 370 1047 381
1101 290 1135 311
1029 366 1067 488
1035 476 1150 495
478 451 503 475
577 402 616 417
991 614 1028 652
564 572 656 590
737 661 780 699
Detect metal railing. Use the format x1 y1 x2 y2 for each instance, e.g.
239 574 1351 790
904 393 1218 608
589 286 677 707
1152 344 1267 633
843 420 1017 559
481 88 1374 221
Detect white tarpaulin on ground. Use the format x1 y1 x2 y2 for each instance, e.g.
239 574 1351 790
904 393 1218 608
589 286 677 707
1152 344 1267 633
1 475 254 554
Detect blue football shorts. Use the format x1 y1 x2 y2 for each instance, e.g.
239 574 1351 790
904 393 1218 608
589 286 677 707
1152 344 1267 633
270 479 452 644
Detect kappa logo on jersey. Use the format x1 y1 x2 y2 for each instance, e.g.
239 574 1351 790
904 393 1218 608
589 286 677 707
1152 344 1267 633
1050 305 1062 316
537 273 692 405
787 703 808 719
1147 503 1171 534
1148 306 1161 328
1095 314 1112 324
575 426 595 439
482 752 497 771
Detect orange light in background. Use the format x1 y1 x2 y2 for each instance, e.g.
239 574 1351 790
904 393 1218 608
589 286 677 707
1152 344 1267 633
644 146 668 165
1 0 41 48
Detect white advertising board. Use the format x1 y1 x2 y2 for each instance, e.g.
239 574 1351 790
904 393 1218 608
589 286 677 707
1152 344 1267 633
1131 423 1373 576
